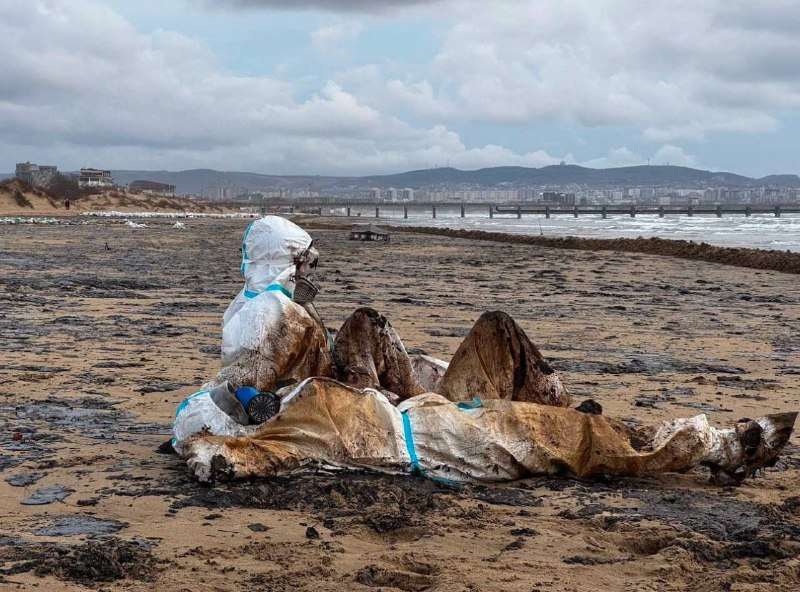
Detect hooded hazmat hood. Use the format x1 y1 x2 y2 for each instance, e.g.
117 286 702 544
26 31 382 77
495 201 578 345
239 216 313 297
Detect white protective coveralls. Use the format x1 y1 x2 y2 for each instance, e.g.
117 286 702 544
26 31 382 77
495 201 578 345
182 377 797 485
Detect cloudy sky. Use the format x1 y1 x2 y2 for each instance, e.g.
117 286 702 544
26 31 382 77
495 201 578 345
2 0 799 176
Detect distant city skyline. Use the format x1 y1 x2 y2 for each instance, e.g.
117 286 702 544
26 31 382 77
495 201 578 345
3 1 800 177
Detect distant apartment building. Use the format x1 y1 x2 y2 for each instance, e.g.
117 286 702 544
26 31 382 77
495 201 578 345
639 187 656 200
221 187 238 200
386 187 398 201
401 188 415 201
755 187 783 204
292 189 320 199
424 189 521 202
369 187 382 200
78 168 114 188
129 180 176 197
657 195 673 206
15 162 58 187
541 191 576 205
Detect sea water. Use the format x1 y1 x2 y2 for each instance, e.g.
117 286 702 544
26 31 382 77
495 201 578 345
344 206 800 252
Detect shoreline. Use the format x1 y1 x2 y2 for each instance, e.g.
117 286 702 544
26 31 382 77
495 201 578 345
5 210 800 274
306 218 800 275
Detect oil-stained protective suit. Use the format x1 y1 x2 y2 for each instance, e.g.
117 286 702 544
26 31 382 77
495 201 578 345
183 378 796 485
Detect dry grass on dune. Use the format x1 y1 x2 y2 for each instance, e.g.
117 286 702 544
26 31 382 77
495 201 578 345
0 178 223 215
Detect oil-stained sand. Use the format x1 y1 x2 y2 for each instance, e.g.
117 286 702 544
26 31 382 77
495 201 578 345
1 216 799 591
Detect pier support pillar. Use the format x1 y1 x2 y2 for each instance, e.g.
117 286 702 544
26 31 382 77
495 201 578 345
775 205 781 218
489 206 493 219
688 205 693 217
404 205 408 219
716 205 722 218
461 203 465 218
745 206 751 217
630 205 636 217
432 206 436 219
601 205 607 219
658 206 664 218
375 207 380 218
573 206 578 218
517 206 522 219
545 206 550 219
346 206 351 217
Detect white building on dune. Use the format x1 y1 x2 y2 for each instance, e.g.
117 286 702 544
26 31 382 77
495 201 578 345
78 168 114 188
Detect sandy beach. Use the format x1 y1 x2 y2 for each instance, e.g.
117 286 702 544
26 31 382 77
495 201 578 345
1 215 799 591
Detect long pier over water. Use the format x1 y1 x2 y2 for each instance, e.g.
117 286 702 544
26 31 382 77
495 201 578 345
220 200 800 219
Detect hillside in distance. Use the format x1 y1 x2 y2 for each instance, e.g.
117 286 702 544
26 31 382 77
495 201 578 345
362 165 767 188
109 169 356 195
6 165 799 195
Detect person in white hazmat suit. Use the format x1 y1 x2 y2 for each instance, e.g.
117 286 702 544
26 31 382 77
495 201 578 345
174 216 570 451
174 216 797 486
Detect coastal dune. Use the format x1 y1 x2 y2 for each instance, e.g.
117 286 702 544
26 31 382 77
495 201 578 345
0 179 227 216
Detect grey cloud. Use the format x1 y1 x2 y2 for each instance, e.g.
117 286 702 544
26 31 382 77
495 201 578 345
3 0 799 174
714 2 800 35
204 0 441 12
0 0 568 175
365 0 800 142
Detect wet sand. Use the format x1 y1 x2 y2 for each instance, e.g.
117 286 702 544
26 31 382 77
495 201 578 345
1 216 799 591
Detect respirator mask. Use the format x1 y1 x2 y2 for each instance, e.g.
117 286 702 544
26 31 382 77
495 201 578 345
292 240 319 305
235 386 281 424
